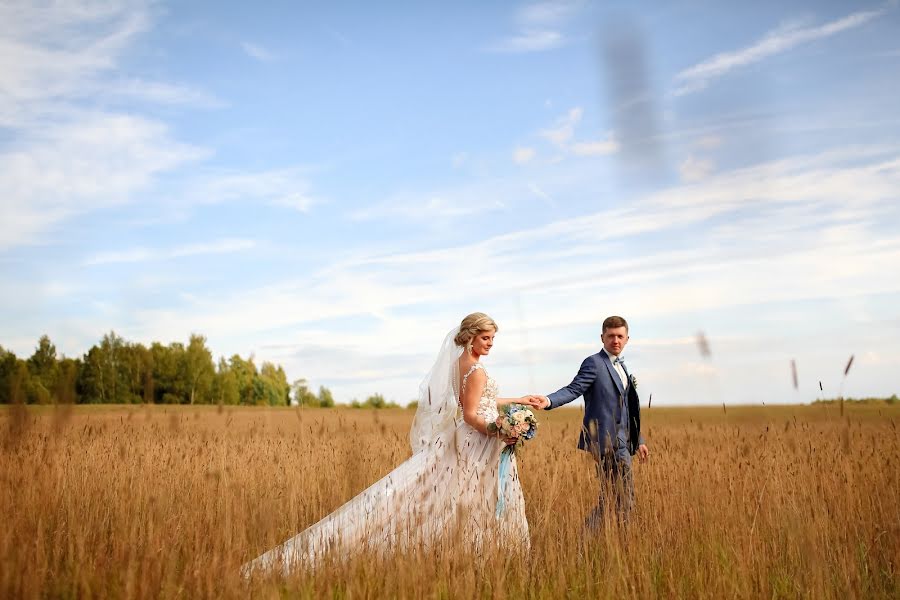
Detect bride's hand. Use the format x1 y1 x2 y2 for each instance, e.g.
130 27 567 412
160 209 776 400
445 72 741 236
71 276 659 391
502 435 518 446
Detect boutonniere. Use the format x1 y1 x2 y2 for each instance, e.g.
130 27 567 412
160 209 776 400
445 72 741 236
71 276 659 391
631 374 638 389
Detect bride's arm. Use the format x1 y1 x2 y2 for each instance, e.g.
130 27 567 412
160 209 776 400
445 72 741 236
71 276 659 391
460 369 495 436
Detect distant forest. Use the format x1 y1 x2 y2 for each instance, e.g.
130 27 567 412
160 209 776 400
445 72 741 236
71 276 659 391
0 332 335 407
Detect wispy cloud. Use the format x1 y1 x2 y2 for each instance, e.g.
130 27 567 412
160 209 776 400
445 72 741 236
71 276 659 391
679 155 715 182
528 182 556 206
571 138 619 156
99 145 900 403
489 30 564 53
84 238 256 266
674 8 884 96
7 144 899 404
513 146 536 164
536 107 618 158
0 1 216 124
0 114 207 250
349 188 507 221
105 78 223 107
540 107 583 146
186 168 322 212
134 144 900 344
240 41 276 62
0 0 211 249
487 1 580 53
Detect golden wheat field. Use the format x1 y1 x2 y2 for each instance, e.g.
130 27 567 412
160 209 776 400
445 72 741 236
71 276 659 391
1 402 898 599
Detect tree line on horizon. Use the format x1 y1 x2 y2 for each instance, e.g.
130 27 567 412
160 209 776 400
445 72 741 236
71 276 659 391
0 333 410 408
0 333 295 406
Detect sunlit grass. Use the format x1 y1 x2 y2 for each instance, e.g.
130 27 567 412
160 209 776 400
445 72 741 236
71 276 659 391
1 403 898 598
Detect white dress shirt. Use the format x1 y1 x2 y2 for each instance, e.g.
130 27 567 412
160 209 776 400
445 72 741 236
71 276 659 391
604 349 628 390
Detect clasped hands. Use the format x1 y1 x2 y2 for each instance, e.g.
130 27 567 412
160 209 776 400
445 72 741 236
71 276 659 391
519 394 550 410
515 394 650 462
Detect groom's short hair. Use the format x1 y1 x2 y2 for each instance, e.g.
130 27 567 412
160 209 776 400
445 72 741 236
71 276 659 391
602 315 628 333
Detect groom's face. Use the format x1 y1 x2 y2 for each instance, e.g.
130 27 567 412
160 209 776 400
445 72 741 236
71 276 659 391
602 326 629 356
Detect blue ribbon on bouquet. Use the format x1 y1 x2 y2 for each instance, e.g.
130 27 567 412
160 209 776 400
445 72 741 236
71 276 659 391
495 445 514 517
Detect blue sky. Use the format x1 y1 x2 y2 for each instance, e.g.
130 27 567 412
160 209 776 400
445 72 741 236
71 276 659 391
2 0 899 406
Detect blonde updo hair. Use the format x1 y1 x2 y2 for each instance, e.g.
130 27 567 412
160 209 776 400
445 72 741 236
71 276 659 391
454 312 499 348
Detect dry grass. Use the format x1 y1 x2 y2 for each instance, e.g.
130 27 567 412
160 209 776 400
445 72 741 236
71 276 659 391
1 403 898 599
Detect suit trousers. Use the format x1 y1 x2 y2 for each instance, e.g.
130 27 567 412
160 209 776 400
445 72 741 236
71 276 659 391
584 451 634 530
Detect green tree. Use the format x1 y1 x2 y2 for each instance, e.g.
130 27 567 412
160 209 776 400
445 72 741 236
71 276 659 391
362 393 398 409
78 346 105 403
228 354 258 405
151 342 188 404
27 335 59 402
292 378 319 407
3 332 295 406
317 385 335 408
185 334 214 404
55 357 80 404
118 342 151 404
79 332 129 403
9 359 30 405
259 362 289 406
212 357 240 405
365 393 387 408
0 346 17 404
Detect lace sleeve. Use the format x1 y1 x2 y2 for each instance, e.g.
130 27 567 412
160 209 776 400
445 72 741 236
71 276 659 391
460 363 485 393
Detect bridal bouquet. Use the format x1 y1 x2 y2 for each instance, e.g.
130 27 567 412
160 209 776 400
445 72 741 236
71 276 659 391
490 404 537 517
489 404 538 450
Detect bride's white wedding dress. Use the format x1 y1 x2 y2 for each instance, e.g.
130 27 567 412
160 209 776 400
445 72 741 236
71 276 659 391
242 333 529 576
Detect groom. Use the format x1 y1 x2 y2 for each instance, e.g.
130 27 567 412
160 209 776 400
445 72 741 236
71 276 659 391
530 315 648 527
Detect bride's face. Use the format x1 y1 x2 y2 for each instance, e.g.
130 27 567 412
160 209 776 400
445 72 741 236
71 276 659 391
471 329 496 357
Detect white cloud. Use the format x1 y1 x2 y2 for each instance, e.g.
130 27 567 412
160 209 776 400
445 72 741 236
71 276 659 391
185 168 321 212
122 144 900 350
540 107 583 146
517 1 581 27
513 146 536 164
0 1 217 125
528 182 556 206
241 41 276 62
6 145 899 405
679 155 716 182
0 114 207 249
348 178 514 221
674 8 884 96
0 1 313 251
696 135 722 150
536 107 619 158
0 0 214 249
84 238 256 266
571 137 619 156
489 30 564 53
486 1 581 53
105 78 223 107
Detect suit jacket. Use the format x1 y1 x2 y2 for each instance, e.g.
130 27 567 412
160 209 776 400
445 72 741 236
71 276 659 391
546 350 644 457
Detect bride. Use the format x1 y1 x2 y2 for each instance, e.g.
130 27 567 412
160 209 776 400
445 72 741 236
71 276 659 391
242 312 532 575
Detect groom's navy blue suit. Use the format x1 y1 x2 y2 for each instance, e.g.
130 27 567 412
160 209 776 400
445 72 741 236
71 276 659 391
545 349 644 458
546 348 645 525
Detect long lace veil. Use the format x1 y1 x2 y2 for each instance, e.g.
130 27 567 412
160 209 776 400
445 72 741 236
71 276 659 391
409 327 463 453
